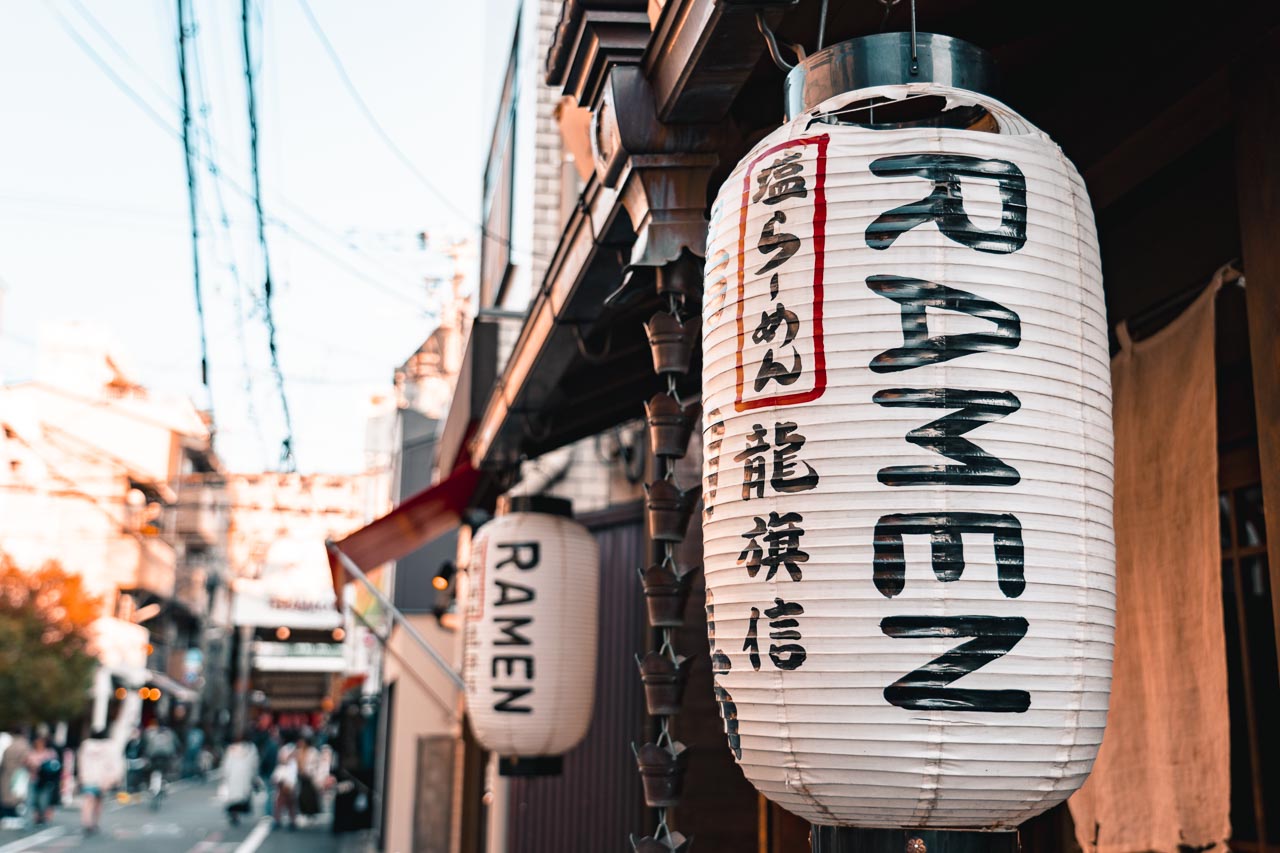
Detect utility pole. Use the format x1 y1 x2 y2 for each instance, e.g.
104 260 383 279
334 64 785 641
233 623 253 735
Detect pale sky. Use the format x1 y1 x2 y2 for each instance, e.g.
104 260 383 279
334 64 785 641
0 0 515 474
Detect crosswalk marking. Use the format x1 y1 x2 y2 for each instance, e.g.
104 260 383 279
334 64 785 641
0 827 66 853
233 819 272 853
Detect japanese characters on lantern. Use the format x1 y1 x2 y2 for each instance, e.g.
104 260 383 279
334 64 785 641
463 502 599 762
702 84 1114 829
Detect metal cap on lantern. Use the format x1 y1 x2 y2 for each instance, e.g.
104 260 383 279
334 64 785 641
702 19 1114 845
462 494 600 777
783 31 999 121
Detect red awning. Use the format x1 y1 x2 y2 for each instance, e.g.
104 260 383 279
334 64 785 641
327 457 480 599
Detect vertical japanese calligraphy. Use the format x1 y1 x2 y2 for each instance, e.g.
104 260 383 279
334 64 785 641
734 136 829 412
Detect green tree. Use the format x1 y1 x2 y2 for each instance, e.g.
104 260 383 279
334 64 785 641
0 555 100 729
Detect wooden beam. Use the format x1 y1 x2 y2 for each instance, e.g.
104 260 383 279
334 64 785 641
646 0 793 124
1233 27 1280 674
1084 68 1230 211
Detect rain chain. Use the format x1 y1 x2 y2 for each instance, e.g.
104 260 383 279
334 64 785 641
633 254 702 853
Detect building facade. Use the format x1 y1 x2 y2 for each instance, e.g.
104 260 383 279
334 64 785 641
470 1 1280 852
333 2 1280 851
0 331 230 736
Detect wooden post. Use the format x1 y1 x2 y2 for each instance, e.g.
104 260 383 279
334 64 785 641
1234 26 1280 671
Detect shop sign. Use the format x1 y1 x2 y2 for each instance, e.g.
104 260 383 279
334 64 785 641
701 80 1115 829
462 498 599 766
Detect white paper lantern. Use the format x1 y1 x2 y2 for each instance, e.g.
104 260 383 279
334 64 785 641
701 77 1114 829
463 497 599 762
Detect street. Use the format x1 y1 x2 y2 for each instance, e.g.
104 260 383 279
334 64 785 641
0 780 372 853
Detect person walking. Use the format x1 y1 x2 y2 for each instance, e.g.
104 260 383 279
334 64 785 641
270 740 298 830
24 734 60 826
0 729 30 826
222 732 259 827
123 729 146 793
181 727 205 781
255 725 279 819
141 720 177 807
294 738 322 824
76 730 122 835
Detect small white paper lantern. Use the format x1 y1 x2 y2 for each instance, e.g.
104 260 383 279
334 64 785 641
463 496 599 764
701 66 1114 828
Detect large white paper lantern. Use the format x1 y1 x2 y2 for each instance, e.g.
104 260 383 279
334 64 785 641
463 496 599 766
701 47 1113 829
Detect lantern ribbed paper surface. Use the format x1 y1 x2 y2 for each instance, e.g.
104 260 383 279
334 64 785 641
463 510 599 758
701 84 1114 829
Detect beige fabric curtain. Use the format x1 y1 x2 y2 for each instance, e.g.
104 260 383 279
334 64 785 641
1069 277 1231 853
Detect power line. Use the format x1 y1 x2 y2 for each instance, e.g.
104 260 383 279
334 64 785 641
46 2 434 312
293 0 534 262
47 4 180 140
67 0 176 110
241 0 295 473
176 0 211 394
187 2 271 469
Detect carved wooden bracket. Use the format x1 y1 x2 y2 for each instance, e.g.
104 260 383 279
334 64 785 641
547 1 651 107
619 153 717 269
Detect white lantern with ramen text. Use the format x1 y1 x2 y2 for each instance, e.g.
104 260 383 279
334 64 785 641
701 34 1114 829
463 496 599 772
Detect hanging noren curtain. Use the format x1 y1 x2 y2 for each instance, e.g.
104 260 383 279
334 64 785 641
1069 274 1231 853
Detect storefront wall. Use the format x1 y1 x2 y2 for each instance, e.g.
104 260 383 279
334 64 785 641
463 2 1280 850
383 614 461 853
504 507 648 852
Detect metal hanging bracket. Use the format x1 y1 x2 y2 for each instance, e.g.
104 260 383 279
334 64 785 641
783 30 998 120
756 12 803 71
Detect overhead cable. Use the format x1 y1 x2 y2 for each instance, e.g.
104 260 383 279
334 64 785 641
294 0 536 263
175 0 211 393
240 0 296 473
186 0 271 468
47 3 432 312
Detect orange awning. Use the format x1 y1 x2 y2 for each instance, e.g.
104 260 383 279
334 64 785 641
327 457 480 603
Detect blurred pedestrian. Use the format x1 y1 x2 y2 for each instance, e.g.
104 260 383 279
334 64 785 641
182 727 205 780
142 720 177 783
0 729 30 826
256 725 279 818
77 729 122 835
294 737 322 822
24 734 60 825
270 740 298 830
222 732 258 827
123 728 145 793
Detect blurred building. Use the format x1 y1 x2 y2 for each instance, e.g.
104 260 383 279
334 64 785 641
225 471 368 731
329 2 650 849
0 327 229 735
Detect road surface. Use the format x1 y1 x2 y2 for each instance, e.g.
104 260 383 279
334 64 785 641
0 780 373 853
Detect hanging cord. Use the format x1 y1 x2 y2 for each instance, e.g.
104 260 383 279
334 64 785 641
175 0 209 395
878 0 901 31
816 0 829 51
909 0 919 74
874 0 917 72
